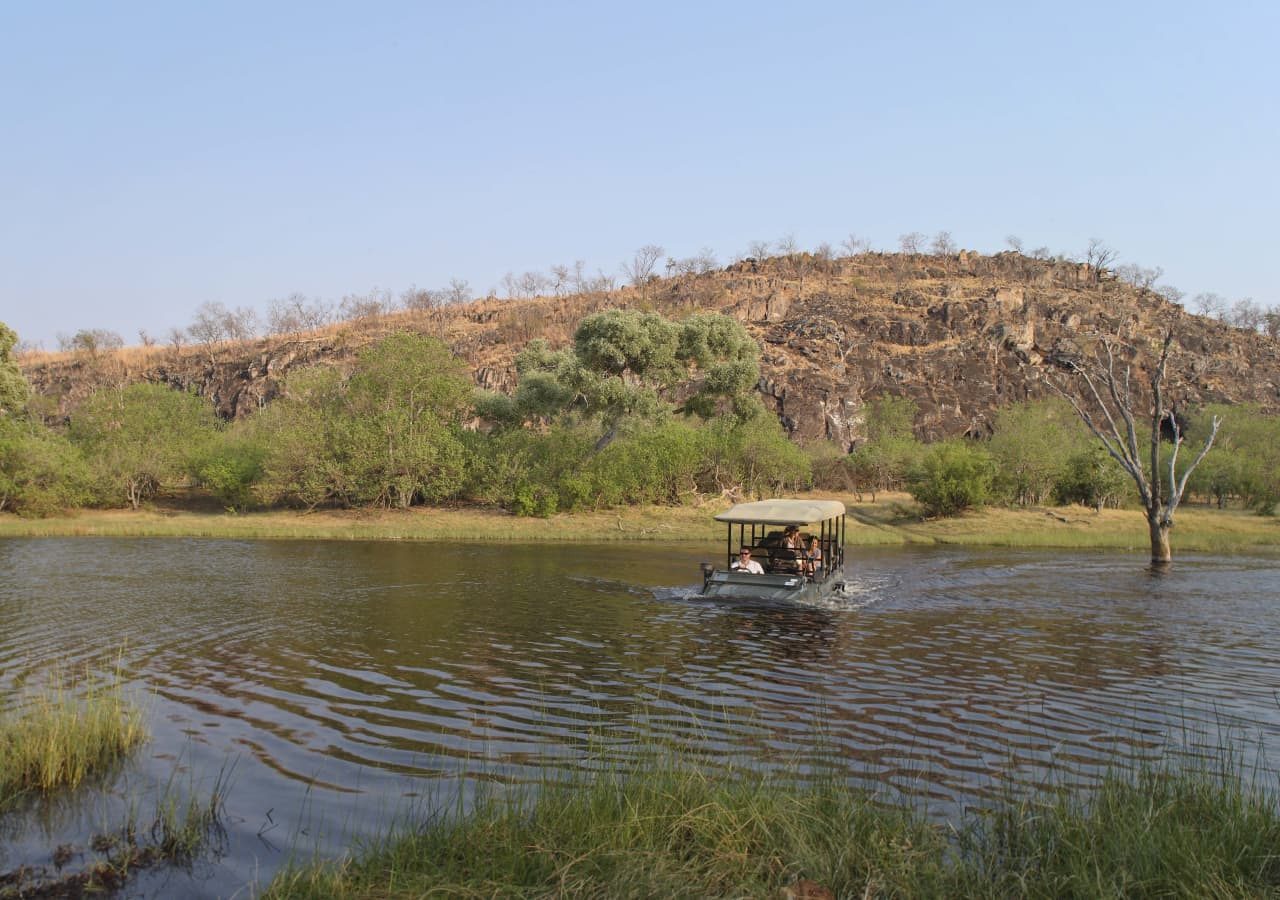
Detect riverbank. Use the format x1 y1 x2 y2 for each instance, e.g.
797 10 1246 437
264 753 1280 899
0 494 1276 551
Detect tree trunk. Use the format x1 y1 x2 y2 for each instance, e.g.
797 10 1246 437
1147 514 1172 565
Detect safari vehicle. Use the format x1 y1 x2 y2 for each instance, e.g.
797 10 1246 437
699 499 846 602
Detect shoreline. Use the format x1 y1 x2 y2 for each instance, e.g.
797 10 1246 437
1 494 1277 552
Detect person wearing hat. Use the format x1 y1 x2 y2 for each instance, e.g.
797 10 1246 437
730 546 764 574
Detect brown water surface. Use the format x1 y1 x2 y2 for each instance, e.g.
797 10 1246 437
1 538 1278 897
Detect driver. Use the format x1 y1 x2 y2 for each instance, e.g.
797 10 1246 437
730 546 764 575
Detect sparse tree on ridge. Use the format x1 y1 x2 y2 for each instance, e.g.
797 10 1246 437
447 279 472 305
1050 329 1220 565
841 234 870 255
1085 238 1118 282
1193 292 1227 320
622 245 664 297
898 232 925 254
930 231 957 256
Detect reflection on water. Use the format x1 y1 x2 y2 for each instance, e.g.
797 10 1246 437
1 538 1278 897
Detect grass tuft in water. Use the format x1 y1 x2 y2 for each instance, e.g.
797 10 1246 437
0 664 147 807
265 749 1280 899
0 758 233 897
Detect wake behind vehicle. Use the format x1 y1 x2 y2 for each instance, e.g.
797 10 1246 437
698 499 846 602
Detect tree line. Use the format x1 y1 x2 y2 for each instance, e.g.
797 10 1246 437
2 314 1276 524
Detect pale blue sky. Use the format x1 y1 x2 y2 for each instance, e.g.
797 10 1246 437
2 1 1276 347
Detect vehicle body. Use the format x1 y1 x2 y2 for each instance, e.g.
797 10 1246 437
698 499 846 602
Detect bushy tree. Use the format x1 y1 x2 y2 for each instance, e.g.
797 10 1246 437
1052 446 1131 511
254 334 473 509
907 440 995 516
70 383 218 508
0 417 91 516
252 367 351 508
0 322 30 418
192 429 266 511
343 333 472 507
846 395 922 500
1185 403 1280 514
988 398 1090 505
585 420 706 508
486 310 760 442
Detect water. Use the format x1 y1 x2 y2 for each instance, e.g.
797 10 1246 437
1 538 1279 897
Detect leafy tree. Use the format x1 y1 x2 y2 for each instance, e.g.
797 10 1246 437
585 420 705 508
255 334 473 509
252 367 352 508
69 383 218 508
1052 446 1131 511
907 440 995 516
699 406 811 499
0 417 91 516
0 322 30 418
846 395 922 500
343 333 472 507
988 398 1090 505
1185 403 1280 514
192 429 266 511
488 310 760 441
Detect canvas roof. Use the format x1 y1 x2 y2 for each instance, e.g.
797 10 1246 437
714 498 846 525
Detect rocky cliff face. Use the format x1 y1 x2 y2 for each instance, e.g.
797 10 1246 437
22 253 1280 448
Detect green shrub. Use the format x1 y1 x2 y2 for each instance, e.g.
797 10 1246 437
0 419 91 517
1053 446 1130 510
907 440 995 516
68 383 218 509
192 432 265 511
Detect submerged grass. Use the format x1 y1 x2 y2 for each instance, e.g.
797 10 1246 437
265 751 1280 899
0 759 233 899
0 665 147 808
1 493 1276 552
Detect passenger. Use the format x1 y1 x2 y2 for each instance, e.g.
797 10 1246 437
730 547 764 574
782 525 802 550
804 536 823 579
773 526 803 574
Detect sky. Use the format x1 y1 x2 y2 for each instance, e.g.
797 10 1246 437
2 0 1277 349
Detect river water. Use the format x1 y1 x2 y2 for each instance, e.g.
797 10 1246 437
1 538 1278 897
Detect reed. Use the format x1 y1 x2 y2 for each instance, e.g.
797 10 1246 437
0 665 147 807
265 749 1280 899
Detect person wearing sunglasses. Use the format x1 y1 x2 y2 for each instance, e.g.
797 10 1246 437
730 546 764 575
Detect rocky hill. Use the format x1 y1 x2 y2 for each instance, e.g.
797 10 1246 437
21 252 1280 448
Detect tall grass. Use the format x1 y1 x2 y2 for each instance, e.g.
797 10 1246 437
0 665 147 807
266 750 1280 899
2 494 1276 551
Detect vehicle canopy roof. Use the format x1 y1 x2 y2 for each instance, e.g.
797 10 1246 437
713 498 846 525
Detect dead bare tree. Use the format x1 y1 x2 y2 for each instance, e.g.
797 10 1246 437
622 245 663 285
1050 329 1220 565
1084 238 1118 283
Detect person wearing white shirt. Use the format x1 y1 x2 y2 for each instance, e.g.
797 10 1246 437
730 547 764 574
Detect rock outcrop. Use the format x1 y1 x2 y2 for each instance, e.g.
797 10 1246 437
22 253 1280 448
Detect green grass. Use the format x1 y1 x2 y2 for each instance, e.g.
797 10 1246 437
0 665 147 808
1 493 1276 552
265 752 1280 899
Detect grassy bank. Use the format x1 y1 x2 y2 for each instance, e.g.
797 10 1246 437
1 494 1276 552
0 667 147 808
265 754 1280 899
